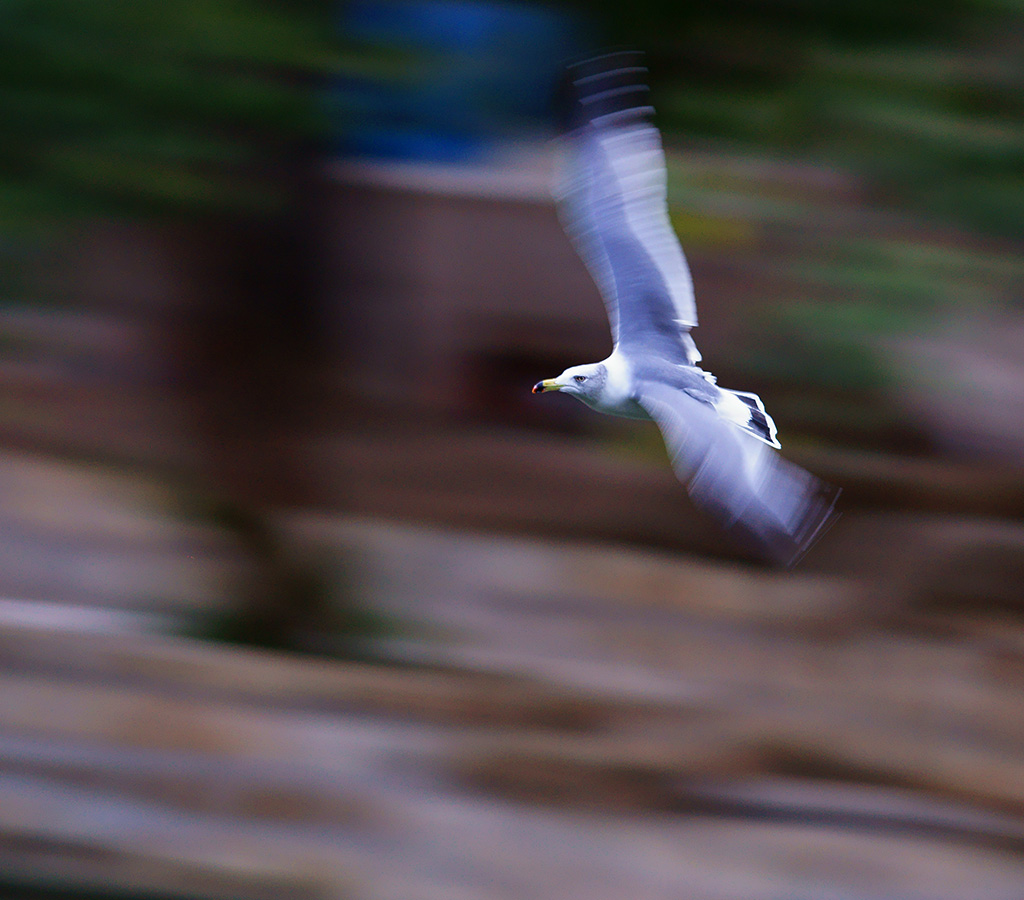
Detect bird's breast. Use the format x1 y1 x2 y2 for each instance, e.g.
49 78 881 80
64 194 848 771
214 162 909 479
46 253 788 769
591 351 650 419
586 395 651 420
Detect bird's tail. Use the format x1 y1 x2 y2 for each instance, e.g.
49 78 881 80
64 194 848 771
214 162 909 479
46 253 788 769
718 389 781 449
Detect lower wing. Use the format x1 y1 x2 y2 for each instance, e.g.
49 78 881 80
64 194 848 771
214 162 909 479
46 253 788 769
635 380 840 566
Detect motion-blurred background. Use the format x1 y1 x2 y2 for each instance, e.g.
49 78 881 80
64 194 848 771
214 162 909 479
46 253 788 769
1 1 1023 897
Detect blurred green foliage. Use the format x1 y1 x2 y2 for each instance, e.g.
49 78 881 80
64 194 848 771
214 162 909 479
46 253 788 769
0 0 355 229
571 0 1024 237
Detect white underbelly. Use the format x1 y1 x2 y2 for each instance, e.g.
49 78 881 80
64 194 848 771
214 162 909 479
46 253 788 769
584 394 650 420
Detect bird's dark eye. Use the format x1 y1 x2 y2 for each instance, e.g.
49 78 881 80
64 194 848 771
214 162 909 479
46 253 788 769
573 375 588 383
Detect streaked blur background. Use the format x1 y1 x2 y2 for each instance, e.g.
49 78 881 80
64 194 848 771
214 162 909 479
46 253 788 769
1 1 1023 897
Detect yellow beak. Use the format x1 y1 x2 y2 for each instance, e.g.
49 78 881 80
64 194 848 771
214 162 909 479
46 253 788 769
532 379 561 394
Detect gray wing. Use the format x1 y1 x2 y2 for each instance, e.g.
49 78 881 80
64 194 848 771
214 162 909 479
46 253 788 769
555 54 700 366
635 380 840 567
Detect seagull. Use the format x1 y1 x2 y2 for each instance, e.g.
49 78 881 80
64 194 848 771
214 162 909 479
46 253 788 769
533 51 839 566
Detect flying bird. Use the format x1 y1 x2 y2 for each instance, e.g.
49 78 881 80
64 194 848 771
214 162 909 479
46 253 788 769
533 51 839 566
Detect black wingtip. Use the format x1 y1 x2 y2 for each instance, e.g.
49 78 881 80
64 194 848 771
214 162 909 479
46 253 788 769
561 50 651 132
718 477 842 570
566 49 646 79
763 482 843 569
787 482 843 567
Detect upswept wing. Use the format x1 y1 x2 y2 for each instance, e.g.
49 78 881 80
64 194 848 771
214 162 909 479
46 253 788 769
635 380 840 566
555 52 700 365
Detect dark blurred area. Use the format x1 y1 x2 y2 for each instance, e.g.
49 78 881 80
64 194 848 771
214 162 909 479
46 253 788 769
1 1 1023 898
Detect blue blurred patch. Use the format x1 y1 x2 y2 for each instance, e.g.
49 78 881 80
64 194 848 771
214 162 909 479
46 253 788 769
332 0 583 162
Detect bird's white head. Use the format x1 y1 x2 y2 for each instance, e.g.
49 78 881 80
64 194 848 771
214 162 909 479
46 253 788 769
532 363 607 403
